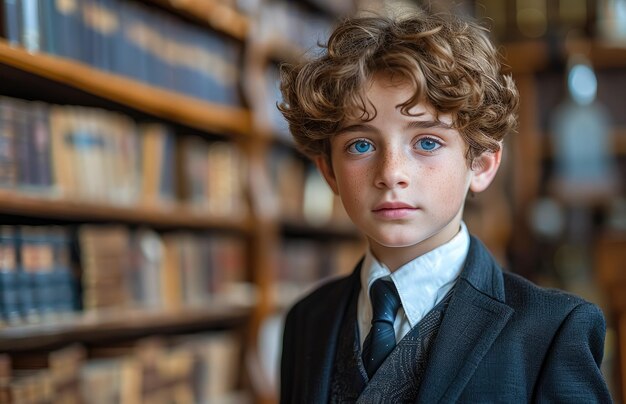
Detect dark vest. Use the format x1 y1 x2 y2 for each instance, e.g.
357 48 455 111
330 288 453 403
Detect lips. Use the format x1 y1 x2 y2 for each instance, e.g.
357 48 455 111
373 202 414 210
372 202 418 219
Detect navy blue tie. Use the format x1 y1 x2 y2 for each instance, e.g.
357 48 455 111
362 279 402 379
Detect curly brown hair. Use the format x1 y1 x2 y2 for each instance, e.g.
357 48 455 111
278 12 519 164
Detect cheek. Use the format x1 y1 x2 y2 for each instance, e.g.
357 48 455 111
424 165 470 202
335 164 370 210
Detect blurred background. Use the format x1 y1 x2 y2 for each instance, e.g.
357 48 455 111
0 0 624 402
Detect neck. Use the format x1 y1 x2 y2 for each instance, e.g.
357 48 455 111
368 220 463 272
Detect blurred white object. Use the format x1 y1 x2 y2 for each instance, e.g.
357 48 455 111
549 55 621 204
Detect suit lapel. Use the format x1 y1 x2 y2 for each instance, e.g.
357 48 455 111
416 237 514 403
303 261 362 403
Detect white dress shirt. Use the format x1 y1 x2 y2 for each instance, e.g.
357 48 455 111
358 222 470 348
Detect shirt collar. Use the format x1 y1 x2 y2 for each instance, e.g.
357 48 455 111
360 222 470 328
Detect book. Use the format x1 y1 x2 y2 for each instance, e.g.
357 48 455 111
208 234 247 298
0 355 11 403
79 357 124 404
2 0 22 46
49 105 78 199
108 112 141 206
28 102 53 192
0 97 19 189
20 0 41 52
7 369 52 403
79 225 131 311
139 123 176 207
49 226 77 315
177 233 210 306
176 331 244 402
0 226 19 324
180 135 210 211
47 0 83 60
70 107 108 202
19 226 56 320
206 141 246 217
11 98 31 193
120 1 151 82
80 0 116 70
127 228 164 309
48 344 85 403
269 149 305 220
160 234 183 309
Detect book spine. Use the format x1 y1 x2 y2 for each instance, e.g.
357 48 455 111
39 0 56 54
30 102 53 191
18 226 53 320
51 226 76 315
13 100 31 192
114 0 135 77
3 0 22 46
158 128 176 204
49 106 75 198
121 2 148 82
0 226 20 324
21 0 41 52
16 227 38 322
53 0 81 60
0 97 18 189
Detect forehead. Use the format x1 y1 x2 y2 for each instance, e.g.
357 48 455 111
343 73 453 126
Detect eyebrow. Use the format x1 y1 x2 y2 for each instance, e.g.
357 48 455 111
338 119 453 134
405 120 453 130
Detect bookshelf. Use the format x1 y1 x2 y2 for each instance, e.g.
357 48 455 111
0 40 252 136
0 303 251 352
0 0 262 402
144 0 251 40
0 190 252 230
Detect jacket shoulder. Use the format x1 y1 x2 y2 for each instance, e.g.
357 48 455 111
501 270 603 326
286 274 354 321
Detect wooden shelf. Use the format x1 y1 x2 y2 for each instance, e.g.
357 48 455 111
0 190 252 231
146 0 250 41
260 39 308 64
502 39 626 74
0 303 252 351
0 41 252 137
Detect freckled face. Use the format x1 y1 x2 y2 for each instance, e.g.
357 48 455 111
318 76 477 269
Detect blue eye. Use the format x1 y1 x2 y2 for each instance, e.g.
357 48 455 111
416 138 441 152
348 140 373 154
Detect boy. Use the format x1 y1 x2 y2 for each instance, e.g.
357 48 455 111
278 12 612 403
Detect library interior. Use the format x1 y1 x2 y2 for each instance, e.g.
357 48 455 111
0 0 625 402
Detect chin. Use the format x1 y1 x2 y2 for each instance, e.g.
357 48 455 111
370 232 427 249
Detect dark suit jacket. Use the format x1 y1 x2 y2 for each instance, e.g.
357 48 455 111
280 236 612 403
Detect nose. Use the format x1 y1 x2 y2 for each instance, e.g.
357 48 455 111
374 148 410 189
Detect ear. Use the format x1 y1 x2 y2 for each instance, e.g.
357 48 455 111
469 148 502 193
314 156 339 195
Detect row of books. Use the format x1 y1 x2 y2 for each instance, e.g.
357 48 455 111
269 148 350 227
80 225 251 312
0 96 248 215
474 0 626 42
0 223 251 324
179 134 248 217
256 1 333 52
0 225 76 325
1 0 241 105
1 332 245 403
